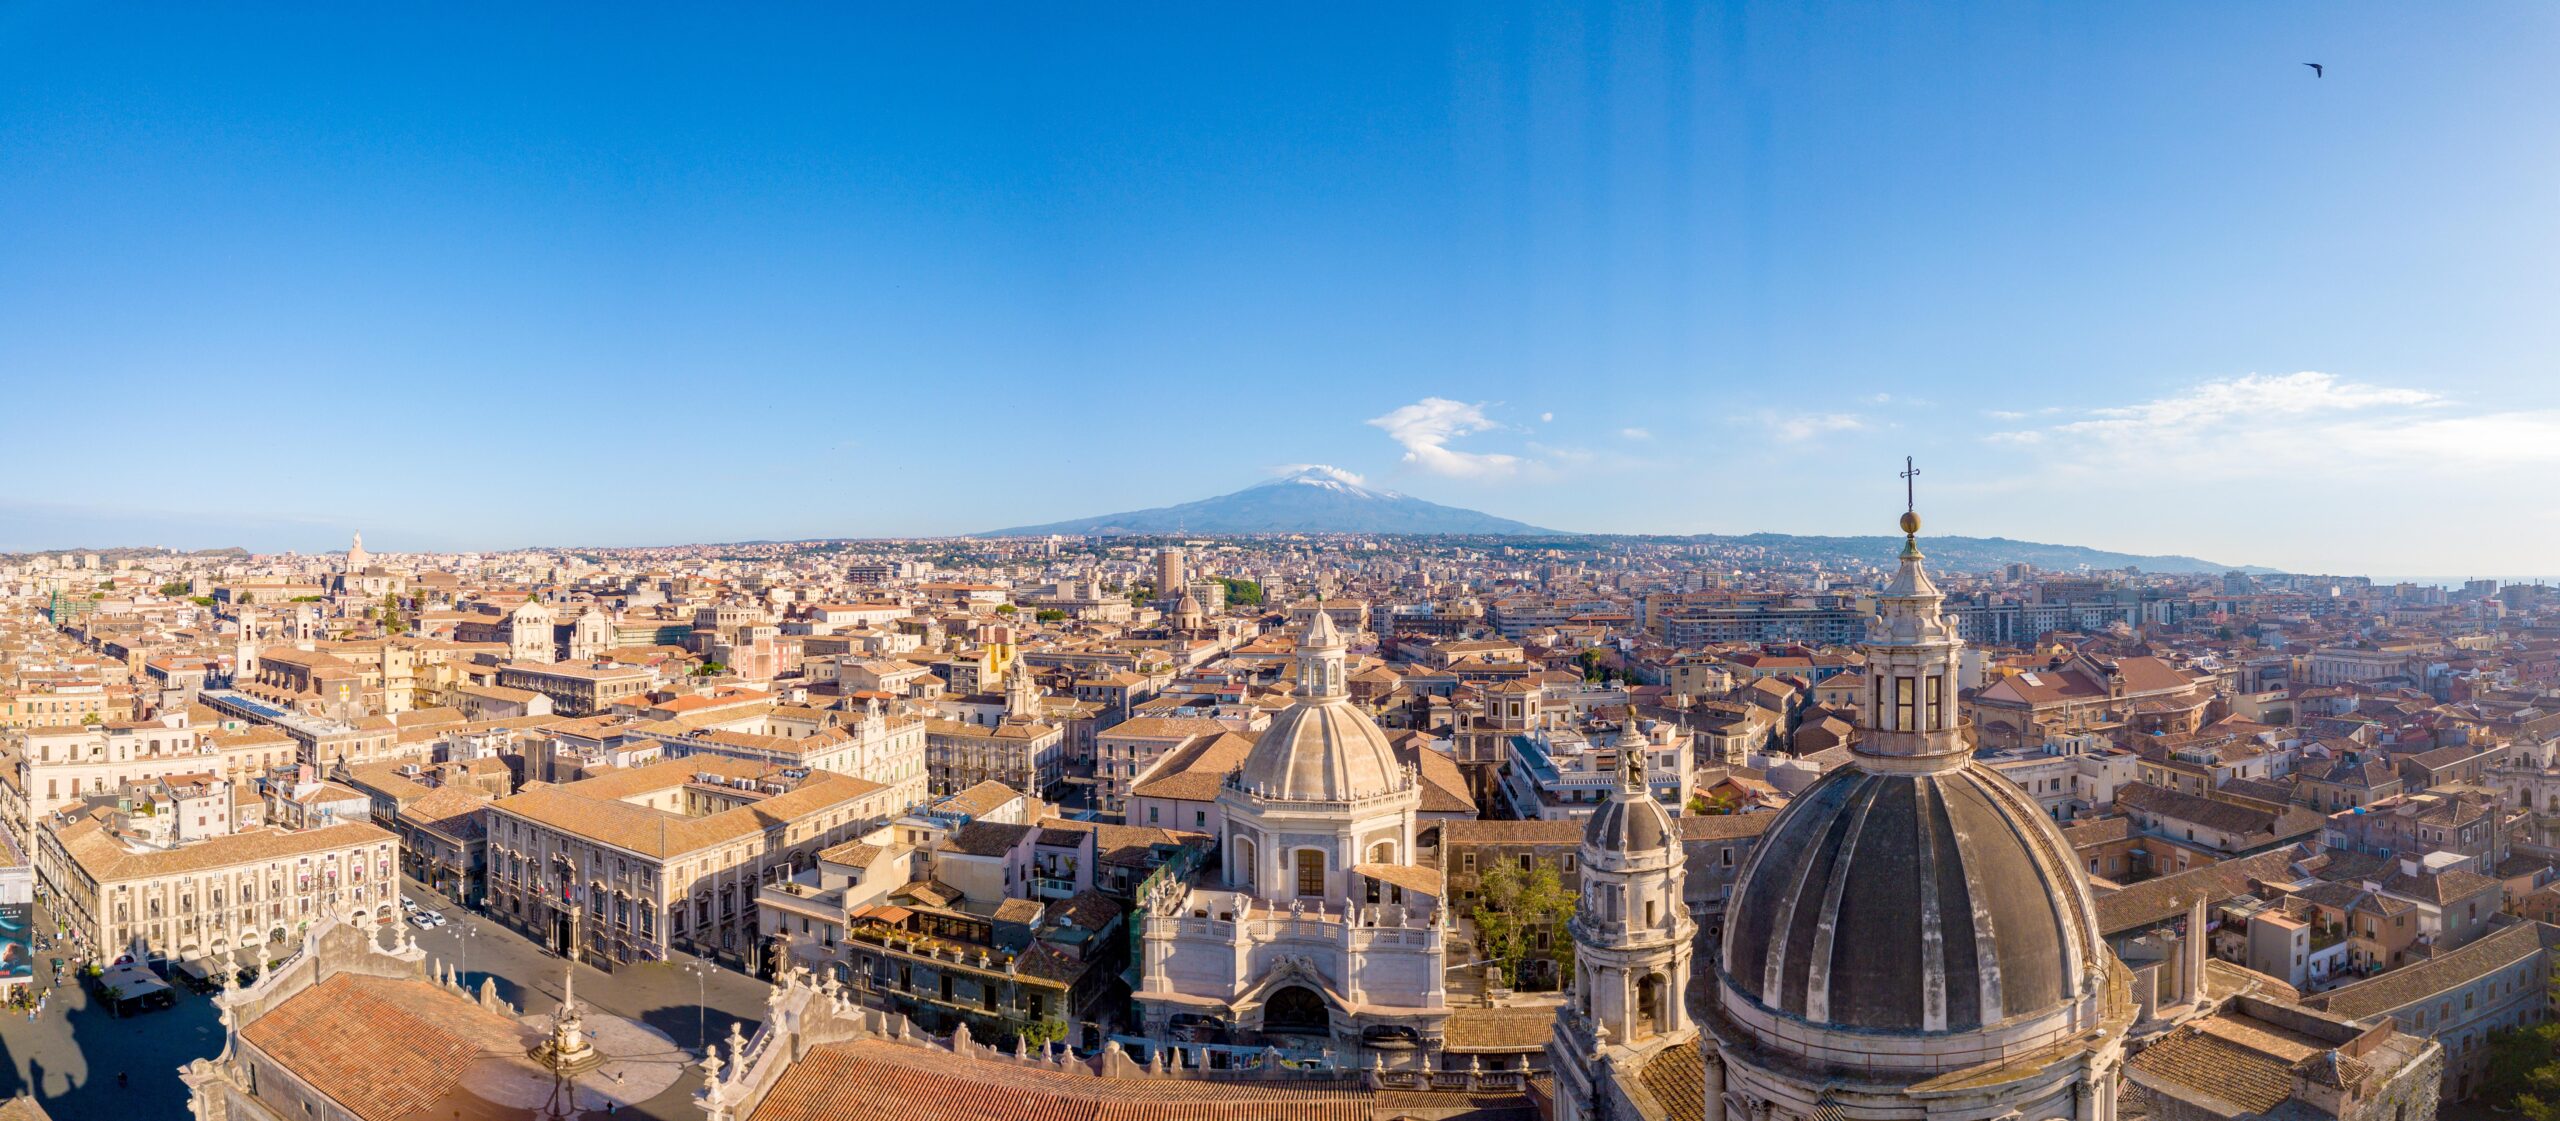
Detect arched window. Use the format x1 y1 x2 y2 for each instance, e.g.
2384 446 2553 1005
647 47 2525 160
1367 840 1395 865
1234 836 1258 894
1637 972 1668 1038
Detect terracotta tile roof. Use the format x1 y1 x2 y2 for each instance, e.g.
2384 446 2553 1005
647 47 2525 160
2314 919 2548 1019
1098 716 1231 742
1636 1041 1705 1121
1442 1005 1555 1051
488 758 883 859
1129 732 1255 802
2094 847 2306 935
239 972 539 1121
1442 819 1580 846
57 816 394 883
1399 741 1478 816
745 1038 1381 1121
2125 1018 2302 1115
1677 814 1776 841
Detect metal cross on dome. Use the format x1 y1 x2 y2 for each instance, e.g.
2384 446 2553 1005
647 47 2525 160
1901 456 1920 513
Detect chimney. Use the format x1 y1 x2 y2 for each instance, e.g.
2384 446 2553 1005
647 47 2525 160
2178 895 2208 1007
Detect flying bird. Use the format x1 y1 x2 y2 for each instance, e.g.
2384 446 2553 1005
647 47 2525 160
2304 62 2323 77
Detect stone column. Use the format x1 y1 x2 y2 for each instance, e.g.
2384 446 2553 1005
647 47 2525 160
1701 1050 1726 1121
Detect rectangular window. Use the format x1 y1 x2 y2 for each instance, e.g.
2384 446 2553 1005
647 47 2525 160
1895 677 1916 732
1928 675 1943 731
1296 850 1324 897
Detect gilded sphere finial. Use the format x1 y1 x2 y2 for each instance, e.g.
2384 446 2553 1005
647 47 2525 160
1898 511 1921 536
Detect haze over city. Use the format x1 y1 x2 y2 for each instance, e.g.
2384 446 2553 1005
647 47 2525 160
5 4 2557 575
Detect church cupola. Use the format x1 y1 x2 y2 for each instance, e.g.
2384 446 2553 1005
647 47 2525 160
1858 457 1967 767
1297 608 1348 701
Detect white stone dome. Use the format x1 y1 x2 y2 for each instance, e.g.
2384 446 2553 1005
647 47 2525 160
1230 609 1407 803
1234 697 1406 802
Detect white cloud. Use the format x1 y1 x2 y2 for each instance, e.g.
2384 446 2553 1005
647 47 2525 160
1758 412 1869 442
1366 398 1523 478
1539 412 1554 423
1986 409 2029 421
1619 427 1653 440
1868 393 1892 405
1991 371 2560 475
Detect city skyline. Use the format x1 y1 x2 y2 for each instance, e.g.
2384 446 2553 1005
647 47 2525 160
6 5 2557 573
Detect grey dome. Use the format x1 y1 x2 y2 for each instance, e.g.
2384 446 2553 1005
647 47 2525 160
1722 762 2101 1035
1583 786 1675 854
1233 698 1404 802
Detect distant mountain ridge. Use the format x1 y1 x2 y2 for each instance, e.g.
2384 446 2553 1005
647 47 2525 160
977 469 2264 573
1663 533 2269 576
980 466 1556 536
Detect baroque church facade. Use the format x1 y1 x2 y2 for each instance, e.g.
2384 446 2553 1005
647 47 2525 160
1135 608 1454 1063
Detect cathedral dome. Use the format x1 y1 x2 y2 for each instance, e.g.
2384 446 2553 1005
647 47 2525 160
1230 609 1409 803
1719 761 2104 1040
1234 700 1406 802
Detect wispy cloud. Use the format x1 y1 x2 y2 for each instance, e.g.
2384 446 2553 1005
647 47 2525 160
1757 411 1869 442
1619 427 1653 440
1366 398 1522 478
1988 371 2560 474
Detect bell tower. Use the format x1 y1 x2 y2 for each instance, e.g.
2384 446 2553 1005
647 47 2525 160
1550 748 1696 1121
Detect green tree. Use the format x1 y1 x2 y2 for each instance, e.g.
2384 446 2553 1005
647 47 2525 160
381 592 407 635
236 592 255 605
993 604 1018 616
1019 1017 1071 1051
1034 608 1067 622
189 595 216 607
693 661 728 677
1688 791 1740 815
158 580 189 596
1469 861 1578 990
1215 577 1265 607
2485 970 2560 1117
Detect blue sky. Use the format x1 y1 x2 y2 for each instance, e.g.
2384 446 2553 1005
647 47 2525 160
4 4 2555 575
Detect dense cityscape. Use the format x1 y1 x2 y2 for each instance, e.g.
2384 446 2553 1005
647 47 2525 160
0 496 2552 1119
8 4 2554 1121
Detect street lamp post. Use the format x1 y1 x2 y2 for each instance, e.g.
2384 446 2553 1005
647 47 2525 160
684 961 707 1056
455 924 479 987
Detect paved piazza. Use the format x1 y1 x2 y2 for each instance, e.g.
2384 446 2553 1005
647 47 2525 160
0 884 778 1120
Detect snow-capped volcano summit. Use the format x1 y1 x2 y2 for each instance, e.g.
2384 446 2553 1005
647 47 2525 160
1253 465 1402 499
980 465 1553 536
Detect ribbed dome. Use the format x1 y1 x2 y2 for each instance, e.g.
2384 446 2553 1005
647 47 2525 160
1585 724 1674 853
1582 787 1674 853
1233 698 1405 802
1721 762 2102 1036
